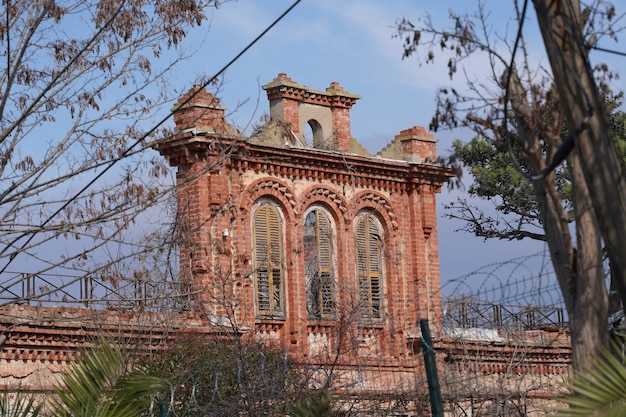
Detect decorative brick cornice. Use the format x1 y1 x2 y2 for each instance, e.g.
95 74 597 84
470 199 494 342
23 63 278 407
353 192 398 230
301 186 348 215
0 305 211 364
434 336 571 375
262 73 361 109
227 139 454 192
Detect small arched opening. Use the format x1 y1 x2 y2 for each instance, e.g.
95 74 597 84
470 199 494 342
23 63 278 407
306 119 325 149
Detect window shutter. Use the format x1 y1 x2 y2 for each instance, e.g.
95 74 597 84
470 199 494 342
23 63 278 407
356 219 369 277
304 209 335 319
253 205 283 316
355 215 383 320
317 212 332 273
368 219 381 275
316 211 334 317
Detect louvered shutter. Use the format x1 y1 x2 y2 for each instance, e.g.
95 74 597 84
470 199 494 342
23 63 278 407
268 208 282 312
355 215 383 320
368 218 382 319
355 218 370 318
253 205 283 316
316 211 334 317
304 211 319 317
304 209 335 319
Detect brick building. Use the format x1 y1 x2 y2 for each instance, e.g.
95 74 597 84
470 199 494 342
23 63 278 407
156 73 453 361
0 73 571 415
153 74 571 413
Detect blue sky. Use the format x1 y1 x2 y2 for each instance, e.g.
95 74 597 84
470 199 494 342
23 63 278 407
169 0 625 301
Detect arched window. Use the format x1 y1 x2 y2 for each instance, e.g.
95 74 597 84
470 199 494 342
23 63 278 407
303 208 335 319
307 119 325 148
355 214 384 321
252 203 284 317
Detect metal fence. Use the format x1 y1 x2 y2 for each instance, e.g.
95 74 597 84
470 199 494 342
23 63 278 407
443 297 566 330
0 272 192 311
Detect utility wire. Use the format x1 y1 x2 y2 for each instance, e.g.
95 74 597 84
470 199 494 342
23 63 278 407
503 0 601 181
0 0 303 278
590 44 626 57
501 0 532 181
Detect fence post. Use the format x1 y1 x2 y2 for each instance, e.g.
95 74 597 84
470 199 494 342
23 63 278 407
159 402 169 417
420 318 443 417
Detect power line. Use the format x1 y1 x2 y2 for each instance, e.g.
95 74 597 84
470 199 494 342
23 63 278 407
590 44 626 58
0 0 303 278
501 0 533 181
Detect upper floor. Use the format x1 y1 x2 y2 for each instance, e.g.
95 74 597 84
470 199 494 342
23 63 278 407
156 74 454 361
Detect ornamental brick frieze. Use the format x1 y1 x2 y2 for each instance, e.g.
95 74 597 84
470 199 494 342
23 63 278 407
300 186 349 222
437 337 571 375
351 191 399 231
263 74 360 110
0 305 209 364
230 146 425 192
242 178 298 212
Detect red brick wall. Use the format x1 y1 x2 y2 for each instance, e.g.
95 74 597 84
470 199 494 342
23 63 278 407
160 83 454 362
151 81 570 406
0 80 573 411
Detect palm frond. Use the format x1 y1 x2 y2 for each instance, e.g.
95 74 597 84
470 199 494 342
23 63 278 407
0 388 43 417
50 336 165 417
555 342 626 417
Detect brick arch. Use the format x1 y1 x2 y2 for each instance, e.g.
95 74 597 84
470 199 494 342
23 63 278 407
350 191 399 232
299 185 348 229
240 178 298 221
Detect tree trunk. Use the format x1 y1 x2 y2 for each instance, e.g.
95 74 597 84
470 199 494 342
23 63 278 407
531 177 575 314
533 0 626 313
507 66 606 367
569 152 609 368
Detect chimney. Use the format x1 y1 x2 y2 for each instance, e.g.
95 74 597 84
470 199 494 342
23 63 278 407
172 85 226 134
397 126 437 163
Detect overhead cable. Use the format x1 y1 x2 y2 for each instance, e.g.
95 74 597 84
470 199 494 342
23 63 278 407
0 0 303 277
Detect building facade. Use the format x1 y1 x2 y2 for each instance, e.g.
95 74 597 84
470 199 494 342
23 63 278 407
0 74 571 416
156 73 454 366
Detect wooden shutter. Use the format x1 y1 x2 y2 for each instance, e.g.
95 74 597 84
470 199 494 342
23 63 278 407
316 211 334 317
355 215 383 320
253 205 283 316
304 209 335 318
368 218 382 319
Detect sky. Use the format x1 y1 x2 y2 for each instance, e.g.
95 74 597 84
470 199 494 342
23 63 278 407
168 0 625 304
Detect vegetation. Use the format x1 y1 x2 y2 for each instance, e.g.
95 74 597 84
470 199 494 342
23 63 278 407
0 389 43 417
0 338 164 417
142 334 313 416
396 0 624 369
283 390 334 417
49 337 165 417
0 0 223 308
555 339 626 416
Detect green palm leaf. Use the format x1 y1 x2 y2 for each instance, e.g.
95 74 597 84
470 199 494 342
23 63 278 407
50 336 165 417
0 388 43 417
283 390 334 417
555 342 626 417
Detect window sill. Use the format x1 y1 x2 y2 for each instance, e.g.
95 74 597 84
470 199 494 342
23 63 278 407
255 316 286 323
307 317 336 324
357 321 385 329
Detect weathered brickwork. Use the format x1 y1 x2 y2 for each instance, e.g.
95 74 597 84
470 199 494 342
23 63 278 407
0 304 209 392
153 74 572 407
0 74 572 414
156 74 455 363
